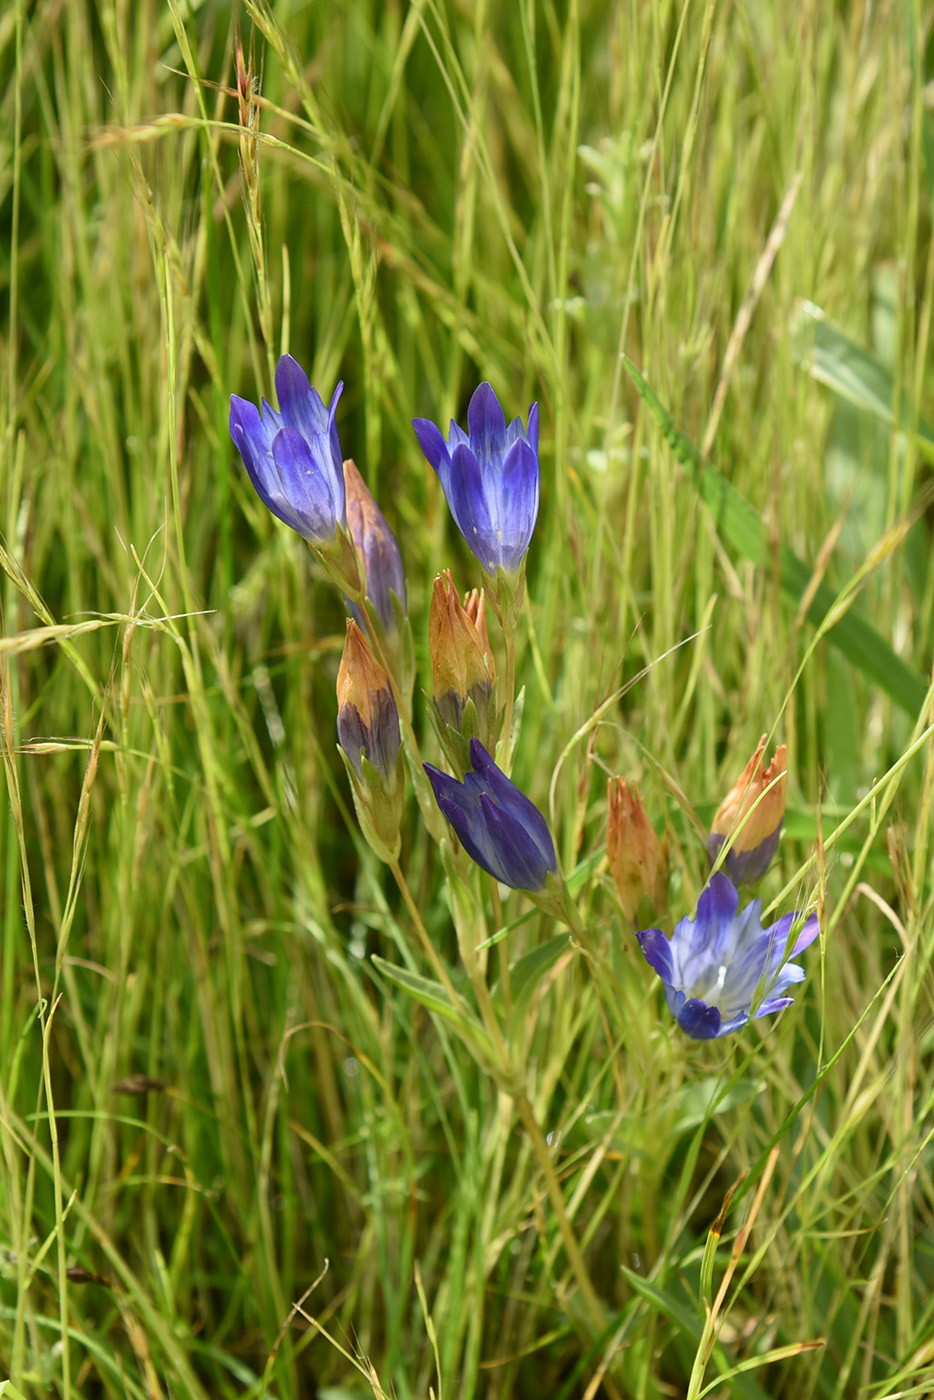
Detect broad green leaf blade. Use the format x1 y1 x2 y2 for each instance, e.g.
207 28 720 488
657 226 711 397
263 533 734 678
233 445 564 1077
622 356 928 716
793 301 934 455
503 933 570 1029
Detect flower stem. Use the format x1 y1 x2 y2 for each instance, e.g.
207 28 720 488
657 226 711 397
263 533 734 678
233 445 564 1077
500 621 517 773
365 620 447 844
514 1089 607 1336
389 858 463 1012
489 881 513 1017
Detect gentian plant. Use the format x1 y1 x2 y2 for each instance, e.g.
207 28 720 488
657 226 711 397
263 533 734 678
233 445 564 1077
231 354 826 1348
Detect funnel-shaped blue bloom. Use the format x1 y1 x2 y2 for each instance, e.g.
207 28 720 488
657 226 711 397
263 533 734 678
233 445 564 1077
230 355 346 545
636 873 819 1040
413 383 540 575
424 738 557 891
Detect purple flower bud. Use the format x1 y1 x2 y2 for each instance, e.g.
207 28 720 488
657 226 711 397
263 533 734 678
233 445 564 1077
230 355 346 546
708 737 787 885
336 621 401 783
424 738 557 891
343 458 406 633
636 872 819 1040
413 382 540 576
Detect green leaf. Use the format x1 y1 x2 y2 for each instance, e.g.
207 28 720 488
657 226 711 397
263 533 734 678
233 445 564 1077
371 955 479 1030
621 356 928 716
672 1076 761 1138
504 933 570 1028
621 1271 771 1400
793 301 934 454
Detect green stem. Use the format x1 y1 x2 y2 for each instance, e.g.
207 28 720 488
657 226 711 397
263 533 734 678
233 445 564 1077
514 1089 607 1336
390 858 463 1011
364 613 448 844
489 881 513 1017
500 621 517 772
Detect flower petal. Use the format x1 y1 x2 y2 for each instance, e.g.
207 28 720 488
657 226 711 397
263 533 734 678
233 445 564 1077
275 355 329 439
424 744 556 891
271 427 338 542
478 793 551 889
466 382 507 460
467 740 556 873
446 442 500 571
526 401 539 455
636 927 675 983
499 438 540 570
677 997 723 1040
231 407 297 527
412 417 451 473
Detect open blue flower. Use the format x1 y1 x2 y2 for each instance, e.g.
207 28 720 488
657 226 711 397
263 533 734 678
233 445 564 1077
636 872 819 1040
424 738 557 891
412 383 540 575
230 355 346 545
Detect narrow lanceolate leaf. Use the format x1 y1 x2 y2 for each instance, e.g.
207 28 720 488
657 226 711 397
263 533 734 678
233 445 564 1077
371 955 476 1025
622 356 928 716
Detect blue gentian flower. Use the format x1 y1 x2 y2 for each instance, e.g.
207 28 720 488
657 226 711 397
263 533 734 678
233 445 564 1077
230 355 346 545
412 383 540 576
424 738 557 891
636 872 819 1040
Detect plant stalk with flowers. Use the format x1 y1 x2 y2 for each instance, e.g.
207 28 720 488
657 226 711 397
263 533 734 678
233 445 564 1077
230 355 821 1346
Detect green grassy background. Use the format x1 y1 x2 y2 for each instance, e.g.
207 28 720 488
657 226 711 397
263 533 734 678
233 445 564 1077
2 0 934 1396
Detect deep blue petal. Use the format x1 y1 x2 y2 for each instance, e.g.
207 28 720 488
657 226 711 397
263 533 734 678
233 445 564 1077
715 1009 751 1037
675 874 742 986
424 762 464 810
677 998 723 1040
231 394 275 461
478 793 551 889
275 355 329 438
505 415 525 447
526 402 539 455
636 927 675 984
326 383 345 495
696 872 741 934
752 994 794 1019
447 418 470 448
446 443 500 571
791 912 820 956
232 418 298 530
412 417 450 472
498 438 540 570
466 382 507 460
271 427 337 542
468 740 556 872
